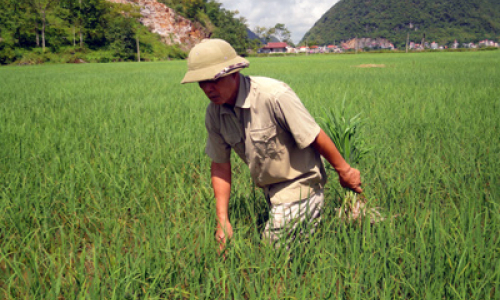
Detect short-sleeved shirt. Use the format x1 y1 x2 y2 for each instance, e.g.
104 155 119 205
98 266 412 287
205 74 327 204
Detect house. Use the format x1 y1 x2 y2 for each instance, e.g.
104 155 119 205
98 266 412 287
259 42 289 54
309 45 320 53
326 45 343 53
298 46 309 53
326 45 337 53
479 39 498 47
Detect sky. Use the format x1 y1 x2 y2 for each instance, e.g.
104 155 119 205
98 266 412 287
217 0 340 45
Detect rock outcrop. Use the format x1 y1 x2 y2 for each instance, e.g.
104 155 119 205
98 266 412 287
107 0 209 50
341 38 394 50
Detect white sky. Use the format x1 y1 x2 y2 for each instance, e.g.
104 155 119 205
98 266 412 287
217 0 340 44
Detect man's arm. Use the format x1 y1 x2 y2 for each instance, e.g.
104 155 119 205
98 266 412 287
311 129 363 193
211 161 233 251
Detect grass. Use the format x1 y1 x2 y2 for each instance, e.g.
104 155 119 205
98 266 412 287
0 51 499 299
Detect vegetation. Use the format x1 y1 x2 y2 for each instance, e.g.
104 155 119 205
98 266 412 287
157 0 249 54
302 0 500 48
0 0 249 64
254 23 293 46
321 98 372 222
1 51 499 299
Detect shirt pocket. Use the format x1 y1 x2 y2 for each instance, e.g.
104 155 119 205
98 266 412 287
223 132 241 147
249 125 284 159
223 131 246 161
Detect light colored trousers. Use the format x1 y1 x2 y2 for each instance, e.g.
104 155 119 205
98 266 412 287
262 189 324 248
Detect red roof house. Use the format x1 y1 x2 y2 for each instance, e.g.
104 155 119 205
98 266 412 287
260 42 289 53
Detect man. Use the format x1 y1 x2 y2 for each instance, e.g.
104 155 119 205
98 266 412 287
181 39 362 249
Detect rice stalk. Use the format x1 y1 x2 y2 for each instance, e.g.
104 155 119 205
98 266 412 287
320 95 382 224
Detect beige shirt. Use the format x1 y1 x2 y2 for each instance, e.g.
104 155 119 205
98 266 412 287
205 74 327 204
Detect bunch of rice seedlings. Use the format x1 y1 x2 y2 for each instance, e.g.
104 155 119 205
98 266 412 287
320 96 383 224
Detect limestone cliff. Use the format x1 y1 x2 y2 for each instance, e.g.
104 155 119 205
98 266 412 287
341 38 394 50
107 0 209 50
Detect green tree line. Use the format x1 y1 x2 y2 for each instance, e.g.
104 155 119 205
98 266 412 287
0 0 249 64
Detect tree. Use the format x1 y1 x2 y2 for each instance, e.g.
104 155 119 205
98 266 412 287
254 24 292 45
106 2 141 60
0 0 21 63
80 0 111 49
254 26 271 43
208 6 248 55
248 37 263 53
271 23 291 44
0 0 41 49
183 0 204 19
30 0 59 52
59 0 82 47
109 2 142 61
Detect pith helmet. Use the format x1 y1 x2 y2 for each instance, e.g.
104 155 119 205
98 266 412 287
181 39 249 84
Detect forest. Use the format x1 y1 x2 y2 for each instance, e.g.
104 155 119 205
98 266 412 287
0 0 249 64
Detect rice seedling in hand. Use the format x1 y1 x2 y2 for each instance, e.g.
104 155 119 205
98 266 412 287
320 96 382 223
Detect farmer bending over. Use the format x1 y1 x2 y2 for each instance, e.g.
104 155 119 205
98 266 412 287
181 39 362 249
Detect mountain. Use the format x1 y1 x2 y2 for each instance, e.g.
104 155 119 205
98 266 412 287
246 29 282 43
246 28 262 42
301 0 500 47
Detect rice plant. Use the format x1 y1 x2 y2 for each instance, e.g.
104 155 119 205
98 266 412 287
1 50 499 299
319 95 384 223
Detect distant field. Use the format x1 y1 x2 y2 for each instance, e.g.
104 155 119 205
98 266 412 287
1 51 499 299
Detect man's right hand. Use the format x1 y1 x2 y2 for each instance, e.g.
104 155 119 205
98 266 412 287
211 161 233 256
215 221 233 255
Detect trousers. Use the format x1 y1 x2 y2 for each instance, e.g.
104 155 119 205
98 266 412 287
262 189 324 248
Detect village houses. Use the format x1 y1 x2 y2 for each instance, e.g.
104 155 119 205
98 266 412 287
258 38 498 54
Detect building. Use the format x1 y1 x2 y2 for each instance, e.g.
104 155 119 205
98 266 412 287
479 39 497 47
326 45 343 53
298 46 309 53
309 45 320 53
259 42 289 54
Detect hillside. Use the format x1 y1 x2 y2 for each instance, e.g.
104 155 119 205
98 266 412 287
301 0 500 47
0 0 248 64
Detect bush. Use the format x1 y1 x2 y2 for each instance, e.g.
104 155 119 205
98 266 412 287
0 44 16 65
83 50 117 63
478 47 499 51
0 35 17 65
17 52 46 65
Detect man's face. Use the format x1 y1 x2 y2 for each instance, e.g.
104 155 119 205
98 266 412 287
198 73 239 106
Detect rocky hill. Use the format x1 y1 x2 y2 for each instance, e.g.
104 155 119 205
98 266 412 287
301 0 500 47
107 0 209 50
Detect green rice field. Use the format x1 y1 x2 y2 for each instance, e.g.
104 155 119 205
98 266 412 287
1 51 499 299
